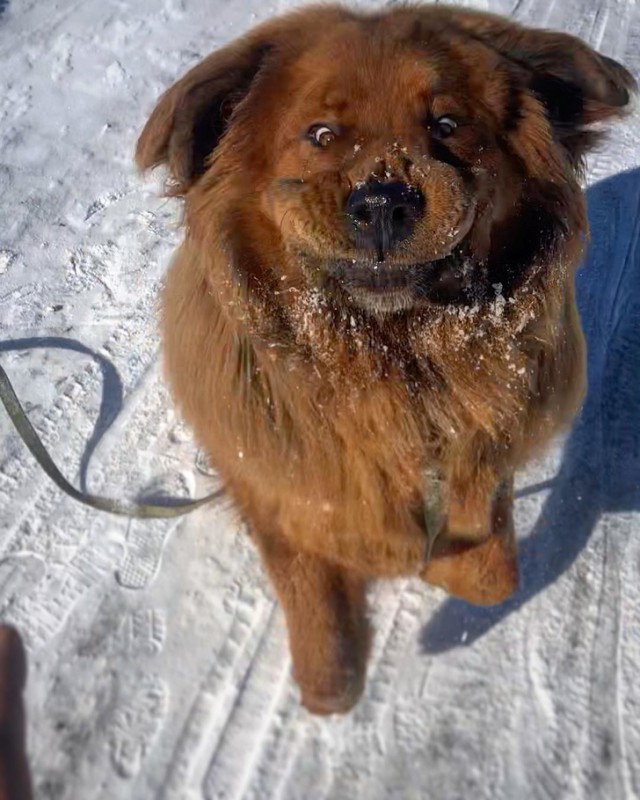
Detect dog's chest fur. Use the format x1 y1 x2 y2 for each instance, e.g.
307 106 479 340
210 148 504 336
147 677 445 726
162 247 573 574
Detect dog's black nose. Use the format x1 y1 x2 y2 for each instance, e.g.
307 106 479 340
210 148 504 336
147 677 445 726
346 181 424 256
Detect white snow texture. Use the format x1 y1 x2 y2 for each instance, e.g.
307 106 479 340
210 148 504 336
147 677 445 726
1 0 639 798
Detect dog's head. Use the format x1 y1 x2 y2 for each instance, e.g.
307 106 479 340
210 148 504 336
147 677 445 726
137 4 635 316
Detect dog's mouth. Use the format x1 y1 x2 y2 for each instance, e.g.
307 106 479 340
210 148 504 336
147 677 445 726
325 247 478 313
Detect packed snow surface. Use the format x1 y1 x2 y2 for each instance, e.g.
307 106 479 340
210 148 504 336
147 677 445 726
1 0 639 798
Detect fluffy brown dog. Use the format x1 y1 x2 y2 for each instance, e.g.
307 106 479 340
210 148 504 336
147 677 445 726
137 4 635 714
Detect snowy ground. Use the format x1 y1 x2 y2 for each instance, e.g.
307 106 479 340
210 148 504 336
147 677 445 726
1 0 639 798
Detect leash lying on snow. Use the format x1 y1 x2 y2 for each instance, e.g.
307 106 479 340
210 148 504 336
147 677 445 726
0 362 223 519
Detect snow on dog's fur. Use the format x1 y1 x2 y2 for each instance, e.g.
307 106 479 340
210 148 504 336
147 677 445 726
137 4 635 714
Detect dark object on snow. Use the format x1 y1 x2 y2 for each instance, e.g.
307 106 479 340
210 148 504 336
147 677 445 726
0 626 32 800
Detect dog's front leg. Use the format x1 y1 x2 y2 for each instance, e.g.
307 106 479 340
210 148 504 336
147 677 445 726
422 475 519 606
254 532 370 715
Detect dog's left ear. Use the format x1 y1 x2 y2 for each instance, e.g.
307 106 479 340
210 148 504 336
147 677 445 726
450 10 636 159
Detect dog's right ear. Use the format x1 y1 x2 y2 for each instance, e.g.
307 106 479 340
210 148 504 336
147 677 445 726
136 6 356 195
135 34 273 194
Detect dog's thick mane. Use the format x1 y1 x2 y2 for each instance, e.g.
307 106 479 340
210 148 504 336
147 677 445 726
173 122 589 536
149 4 632 569
162 194 586 576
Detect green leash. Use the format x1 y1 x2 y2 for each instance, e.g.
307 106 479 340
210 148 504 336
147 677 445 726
0 362 223 519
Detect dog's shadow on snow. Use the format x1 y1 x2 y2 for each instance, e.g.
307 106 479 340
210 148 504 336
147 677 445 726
422 166 640 654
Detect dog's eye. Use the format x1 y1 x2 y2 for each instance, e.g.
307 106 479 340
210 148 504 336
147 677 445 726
308 124 337 148
434 116 458 139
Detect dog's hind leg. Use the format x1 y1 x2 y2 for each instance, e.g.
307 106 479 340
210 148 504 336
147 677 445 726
254 531 370 716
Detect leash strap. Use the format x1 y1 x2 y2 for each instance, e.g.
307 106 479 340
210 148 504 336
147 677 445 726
0 362 222 519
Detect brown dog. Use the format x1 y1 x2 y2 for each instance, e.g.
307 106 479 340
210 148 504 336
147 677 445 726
136 4 635 714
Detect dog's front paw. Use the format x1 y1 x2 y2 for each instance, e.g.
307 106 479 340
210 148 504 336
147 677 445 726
422 534 519 606
298 665 364 716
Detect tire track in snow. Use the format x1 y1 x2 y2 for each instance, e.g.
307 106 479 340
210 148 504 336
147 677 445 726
159 580 275 800
580 517 627 800
314 582 430 800
201 604 291 800
239 681 303 800
522 619 566 800
3 534 124 650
